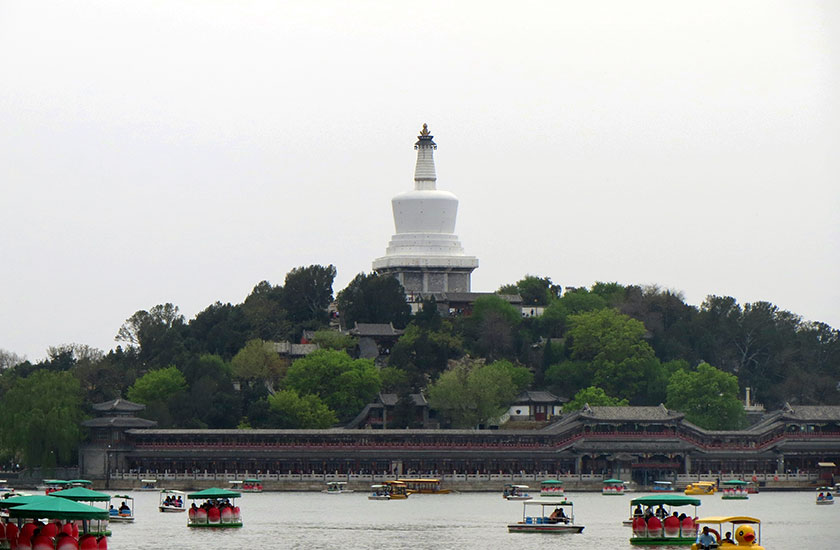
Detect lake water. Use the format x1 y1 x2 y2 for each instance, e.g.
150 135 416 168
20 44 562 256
110 490 835 549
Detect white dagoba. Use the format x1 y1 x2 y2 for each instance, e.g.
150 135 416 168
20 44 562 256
372 124 478 294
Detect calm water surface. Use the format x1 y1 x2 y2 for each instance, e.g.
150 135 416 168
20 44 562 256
109 490 836 549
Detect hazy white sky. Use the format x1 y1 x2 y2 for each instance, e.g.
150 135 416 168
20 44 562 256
1 1 838 362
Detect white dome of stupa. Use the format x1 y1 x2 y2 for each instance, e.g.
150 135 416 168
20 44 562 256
372 124 478 275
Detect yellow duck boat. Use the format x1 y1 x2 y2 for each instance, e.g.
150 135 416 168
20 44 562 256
690 516 764 550
684 481 716 495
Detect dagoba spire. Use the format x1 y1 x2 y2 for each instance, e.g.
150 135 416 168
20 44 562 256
372 124 478 295
413 123 437 189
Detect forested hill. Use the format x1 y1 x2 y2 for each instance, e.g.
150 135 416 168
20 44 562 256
0 266 837 468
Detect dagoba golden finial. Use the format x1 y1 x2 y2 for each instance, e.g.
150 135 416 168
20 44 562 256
420 123 430 136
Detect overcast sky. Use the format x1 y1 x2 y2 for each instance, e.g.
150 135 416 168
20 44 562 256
1 1 838 362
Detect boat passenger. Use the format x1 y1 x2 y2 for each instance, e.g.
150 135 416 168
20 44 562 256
721 532 735 545
633 505 643 518
655 505 667 519
109 505 118 517
697 526 717 550
826 492 834 500
119 501 131 514
818 492 825 501
548 507 568 524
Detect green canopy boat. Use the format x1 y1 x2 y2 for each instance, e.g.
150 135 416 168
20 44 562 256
0 494 56 509
8 497 109 520
50 487 112 502
50 487 112 536
187 487 243 528
721 479 750 500
628 495 702 546
187 488 241 499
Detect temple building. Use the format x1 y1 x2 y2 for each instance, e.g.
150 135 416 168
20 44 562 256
372 124 478 297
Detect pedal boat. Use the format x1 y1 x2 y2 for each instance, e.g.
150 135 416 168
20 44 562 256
603 478 628 495
684 481 716 495
323 481 354 494
109 494 135 523
690 516 764 550
187 487 243 528
7 495 110 548
629 494 701 545
815 487 835 505
652 481 674 492
502 484 533 501
720 480 749 500
49 486 113 536
159 489 187 512
507 499 584 534
540 479 564 497
367 481 409 500
137 479 159 491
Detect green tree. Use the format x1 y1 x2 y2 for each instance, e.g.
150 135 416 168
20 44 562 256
389 323 464 387
544 360 594 400
231 339 287 384
565 308 666 403
284 350 380 421
464 295 521 361
0 371 84 467
498 275 562 306
127 366 187 405
310 330 356 352
176 354 239 429
241 281 291 341
282 265 337 332
186 302 249 360
427 357 528 428
665 362 745 430
563 386 629 412
115 303 188 369
539 287 608 338
267 389 337 428
336 272 411 329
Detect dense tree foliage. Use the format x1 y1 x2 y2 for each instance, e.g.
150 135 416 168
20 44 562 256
0 371 84 467
564 386 630 411
335 272 411 329
666 363 745 430
267 389 337 428
498 275 562 306
2 265 838 468
284 350 380 421
427 357 532 428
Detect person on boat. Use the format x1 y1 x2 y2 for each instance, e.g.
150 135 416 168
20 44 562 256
548 507 568 524
119 501 130 514
826 492 834 500
644 506 653 520
177 496 183 506
818 492 824 501
109 505 118 516
655 505 667 519
721 531 735 545
697 526 717 550
633 505 643 517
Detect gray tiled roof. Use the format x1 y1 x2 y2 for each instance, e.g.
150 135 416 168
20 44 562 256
515 391 566 404
350 323 404 337
579 404 684 421
780 404 840 421
91 398 146 412
82 416 157 428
